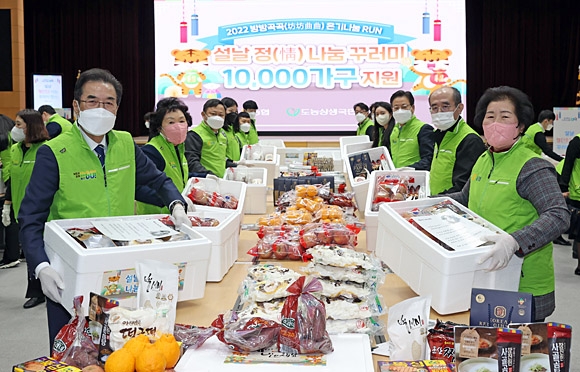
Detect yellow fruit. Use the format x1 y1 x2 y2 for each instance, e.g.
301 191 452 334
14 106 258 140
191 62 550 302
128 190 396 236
123 334 150 358
104 347 135 372
154 334 181 368
135 343 166 372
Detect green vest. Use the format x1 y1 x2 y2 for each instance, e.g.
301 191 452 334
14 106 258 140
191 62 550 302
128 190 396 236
191 122 228 178
10 142 45 220
49 113 73 134
235 131 251 150
430 118 478 194
136 135 188 215
356 117 373 137
248 121 259 145
45 125 136 220
468 141 554 296
521 122 543 155
223 125 240 161
0 133 13 182
566 134 580 200
390 116 424 168
376 126 384 147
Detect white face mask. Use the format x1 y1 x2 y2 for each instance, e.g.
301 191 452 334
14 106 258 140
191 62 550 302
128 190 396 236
248 112 256 120
144 121 150 129
546 123 553 131
240 123 251 133
355 112 367 123
393 109 412 124
206 115 224 130
376 113 391 126
78 107 116 136
11 126 25 143
431 111 458 131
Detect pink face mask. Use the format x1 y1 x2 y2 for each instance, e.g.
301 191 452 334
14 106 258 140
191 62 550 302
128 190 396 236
483 122 521 151
163 122 188 145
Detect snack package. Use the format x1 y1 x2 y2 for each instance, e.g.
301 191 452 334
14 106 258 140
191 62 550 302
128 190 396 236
173 323 219 350
66 227 116 249
377 360 453 372
387 295 431 361
248 226 304 260
52 296 94 361
106 306 159 350
301 261 386 286
454 326 522 372
508 322 572 372
326 317 384 335
135 259 179 337
427 319 466 365
53 296 99 368
186 178 239 209
13 357 82 372
211 312 280 352
323 293 385 320
278 276 334 354
306 245 377 270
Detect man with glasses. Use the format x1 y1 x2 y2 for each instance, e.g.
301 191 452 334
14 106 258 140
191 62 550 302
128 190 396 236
389 90 434 170
18 68 192 350
428 86 485 194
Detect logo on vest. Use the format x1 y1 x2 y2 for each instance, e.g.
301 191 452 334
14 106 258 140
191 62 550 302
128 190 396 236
73 170 98 180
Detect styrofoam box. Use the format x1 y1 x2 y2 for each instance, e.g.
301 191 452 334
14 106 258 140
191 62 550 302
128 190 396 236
183 176 247 222
240 144 280 186
43 215 212 315
224 167 268 215
364 170 431 252
345 146 395 211
277 147 343 172
375 197 523 315
188 206 240 282
258 139 285 148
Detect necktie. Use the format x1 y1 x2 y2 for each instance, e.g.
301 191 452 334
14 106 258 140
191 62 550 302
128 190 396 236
95 144 105 168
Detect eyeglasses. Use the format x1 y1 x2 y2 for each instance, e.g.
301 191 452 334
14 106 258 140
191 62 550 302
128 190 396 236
429 105 456 113
392 104 411 111
80 99 117 110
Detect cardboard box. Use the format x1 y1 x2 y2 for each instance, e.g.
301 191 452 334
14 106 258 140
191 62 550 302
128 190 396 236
189 206 241 282
224 167 268 214
44 215 212 315
375 197 523 315
364 170 430 252
345 146 395 211
240 144 280 186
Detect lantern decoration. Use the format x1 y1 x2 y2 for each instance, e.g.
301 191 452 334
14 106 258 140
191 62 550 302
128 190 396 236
433 0 441 41
180 0 188 43
422 0 430 34
191 0 199 36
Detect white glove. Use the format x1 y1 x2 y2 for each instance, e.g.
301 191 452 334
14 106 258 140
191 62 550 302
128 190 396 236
477 234 519 271
171 204 192 229
38 265 65 303
184 196 196 213
2 204 10 227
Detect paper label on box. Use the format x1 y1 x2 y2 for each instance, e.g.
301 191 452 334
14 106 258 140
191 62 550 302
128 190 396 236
100 264 186 298
459 328 480 358
412 209 489 251
518 325 532 355
223 344 327 365
92 219 179 241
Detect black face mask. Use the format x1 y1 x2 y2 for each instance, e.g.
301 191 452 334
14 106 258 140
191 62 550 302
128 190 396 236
226 112 238 125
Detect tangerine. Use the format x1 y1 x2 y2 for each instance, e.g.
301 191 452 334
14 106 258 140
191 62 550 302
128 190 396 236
123 334 150 358
104 347 135 372
135 343 166 372
154 334 181 368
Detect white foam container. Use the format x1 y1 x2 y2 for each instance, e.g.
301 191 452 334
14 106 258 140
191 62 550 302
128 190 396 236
375 197 523 315
44 215 212 315
182 176 247 222
339 135 370 173
345 146 395 211
258 139 285 148
364 170 431 252
277 147 343 172
224 167 268 215
240 144 280 186
188 206 241 282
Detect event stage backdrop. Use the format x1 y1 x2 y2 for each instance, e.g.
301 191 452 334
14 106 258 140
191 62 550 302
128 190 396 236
154 0 466 133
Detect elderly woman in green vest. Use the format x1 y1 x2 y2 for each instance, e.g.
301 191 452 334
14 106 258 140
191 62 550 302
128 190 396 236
447 86 569 321
136 98 191 215
2 109 50 307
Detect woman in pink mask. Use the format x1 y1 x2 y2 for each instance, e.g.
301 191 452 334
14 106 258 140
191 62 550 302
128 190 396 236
136 97 193 214
447 86 569 322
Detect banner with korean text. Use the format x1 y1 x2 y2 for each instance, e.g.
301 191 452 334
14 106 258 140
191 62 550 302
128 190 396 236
154 0 466 133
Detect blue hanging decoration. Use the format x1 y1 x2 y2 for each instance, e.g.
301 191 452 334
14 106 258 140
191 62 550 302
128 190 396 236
422 0 430 34
191 0 199 36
